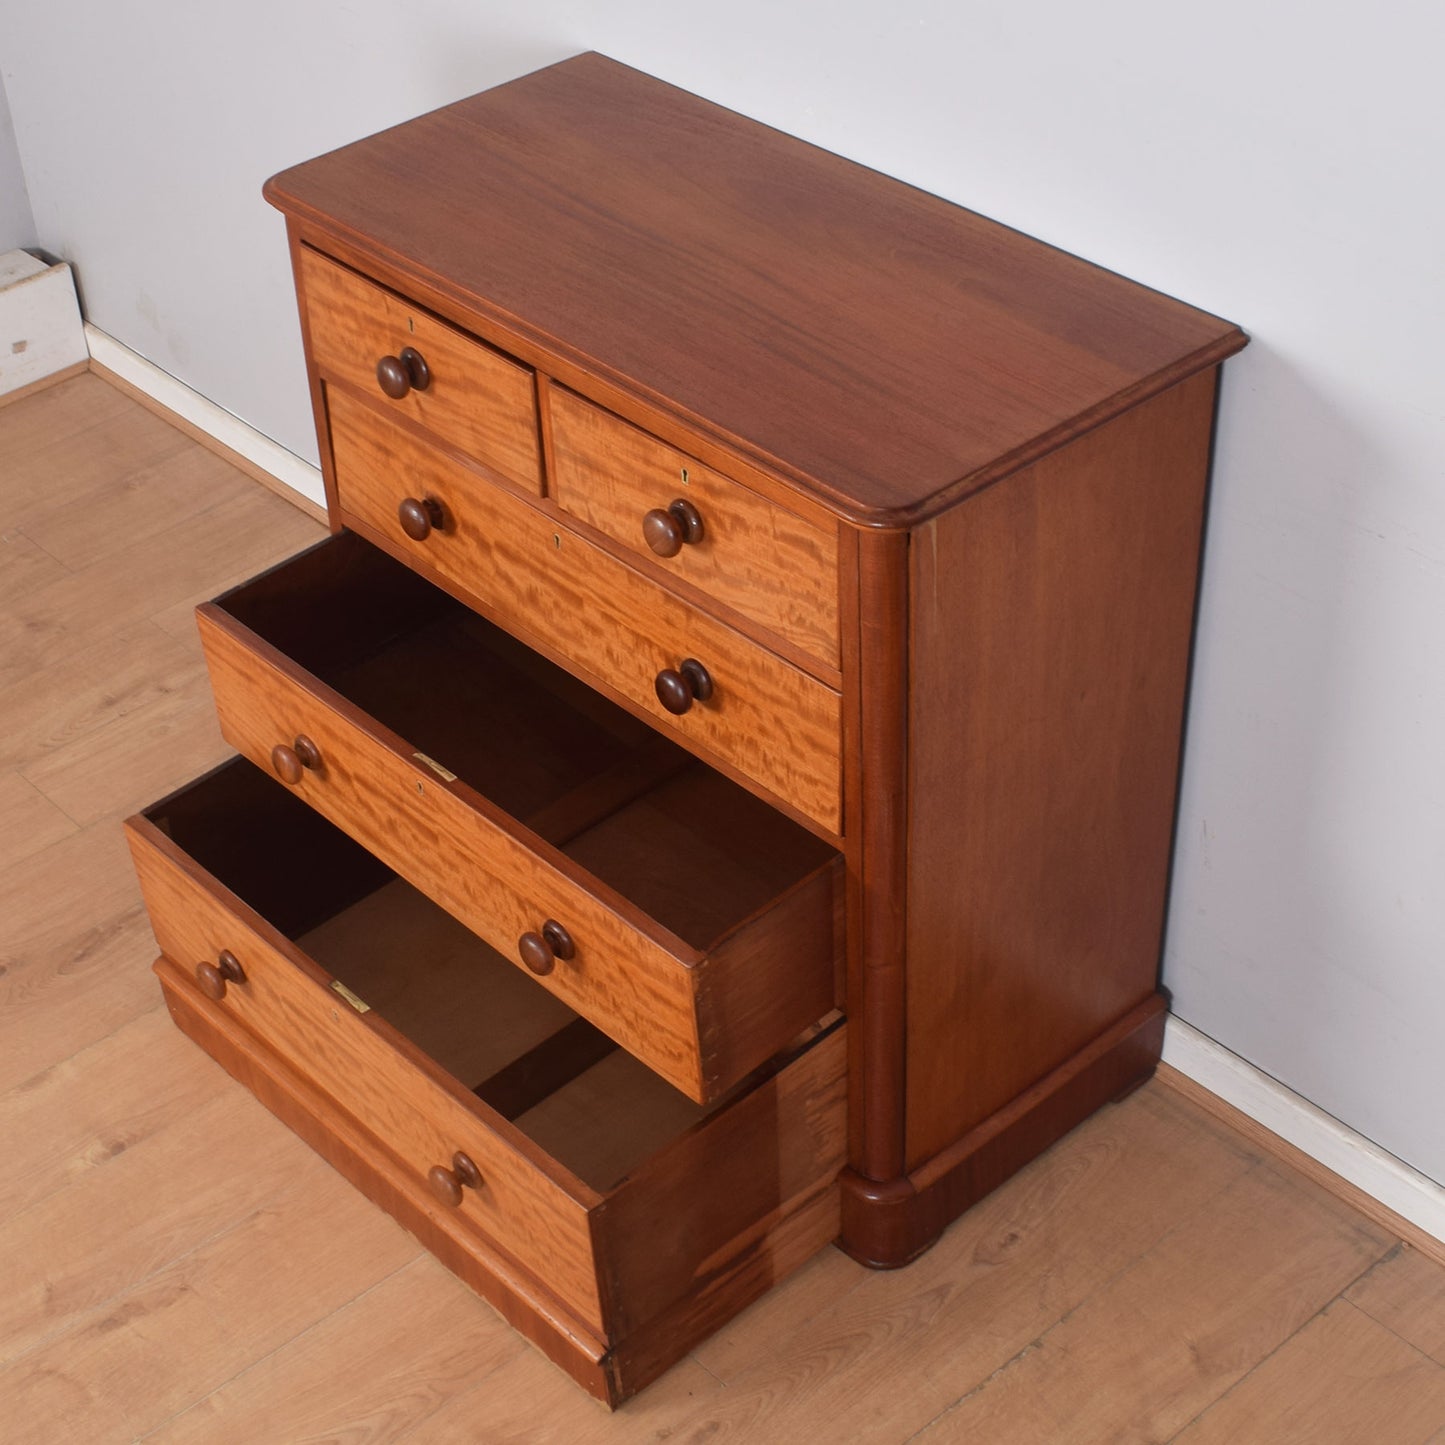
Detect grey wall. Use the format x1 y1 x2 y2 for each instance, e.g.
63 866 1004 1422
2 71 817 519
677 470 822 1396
0 64 34 252
3 2 1443 1184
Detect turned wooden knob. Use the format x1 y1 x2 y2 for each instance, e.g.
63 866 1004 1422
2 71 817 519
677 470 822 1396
195 949 245 1001
517 919 575 976
270 735 322 785
642 498 704 558
375 346 431 399
427 1150 483 1207
654 658 714 715
397 495 444 540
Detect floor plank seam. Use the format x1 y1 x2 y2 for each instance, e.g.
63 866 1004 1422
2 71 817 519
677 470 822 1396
687 1350 724 1385
387 1339 548 1445
1341 1267 1445 1371
1158 1239 1405 1444
0 1194 306 1375
13 525 80 575
1 998 166 1096
874 1106 1271 1441
131 1250 428 1442
1336 1293 1445 1369
891 1152 1363 1443
897 1334 1048 1443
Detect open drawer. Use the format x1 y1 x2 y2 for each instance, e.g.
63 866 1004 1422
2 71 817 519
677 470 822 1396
125 760 845 1404
192 532 842 1103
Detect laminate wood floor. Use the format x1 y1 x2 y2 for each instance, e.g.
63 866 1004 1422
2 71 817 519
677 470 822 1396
3 372 1444 1443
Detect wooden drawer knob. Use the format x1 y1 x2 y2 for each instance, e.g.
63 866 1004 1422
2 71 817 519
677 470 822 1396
195 949 246 1001
397 495 444 541
375 346 431 399
517 919 575 977
427 1150 483 1207
642 498 704 558
654 658 714 715
271 735 322 785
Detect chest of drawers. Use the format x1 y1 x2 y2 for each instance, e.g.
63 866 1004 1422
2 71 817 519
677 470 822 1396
125 53 1245 1406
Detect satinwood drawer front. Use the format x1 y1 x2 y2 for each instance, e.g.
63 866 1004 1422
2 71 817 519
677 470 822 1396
125 758 847 1398
548 386 841 670
327 388 844 834
297 246 542 493
192 534 842 1104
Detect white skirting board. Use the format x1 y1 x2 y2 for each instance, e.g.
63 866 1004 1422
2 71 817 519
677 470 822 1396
1163 1016 1445 1245
84 324 325 510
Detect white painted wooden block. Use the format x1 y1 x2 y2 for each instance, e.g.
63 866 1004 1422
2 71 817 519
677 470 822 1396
0 248 88 397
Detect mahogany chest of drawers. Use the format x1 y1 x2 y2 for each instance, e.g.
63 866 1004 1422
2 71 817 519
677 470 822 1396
125 53 1246 1406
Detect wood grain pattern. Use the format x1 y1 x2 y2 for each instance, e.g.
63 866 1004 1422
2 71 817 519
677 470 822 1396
1347 1245 1445 1366
0 477 319 697
126 817 608 1329
1159 1063 1445 1270
0 1074 336 1368
0 619 200 776
20 666 226 827
902 370 1218 1168
0 358 89 411
598 1023 846 1341
299 245 542 493
1174 1299 1445 1444
329 388 844 832
0 1006 228 1220
140 1256 529 1445
0 1104 418 1445
265 53 1245 525
196 598 838 1102
0 769 76 870
549 385 841 667
844 525 910 1183
0 371 182 528
17 434 259 571
913 1165 1392 1443
87 357 330 526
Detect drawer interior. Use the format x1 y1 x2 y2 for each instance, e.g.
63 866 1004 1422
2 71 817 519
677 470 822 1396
215 533 838 952
147 759 721 1191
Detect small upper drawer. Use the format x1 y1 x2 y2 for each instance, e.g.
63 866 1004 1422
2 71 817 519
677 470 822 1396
194 534 842 1104
297 246 542 493
549 388 840 668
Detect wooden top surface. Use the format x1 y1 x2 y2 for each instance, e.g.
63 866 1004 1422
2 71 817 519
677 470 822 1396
265 53 1245 524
